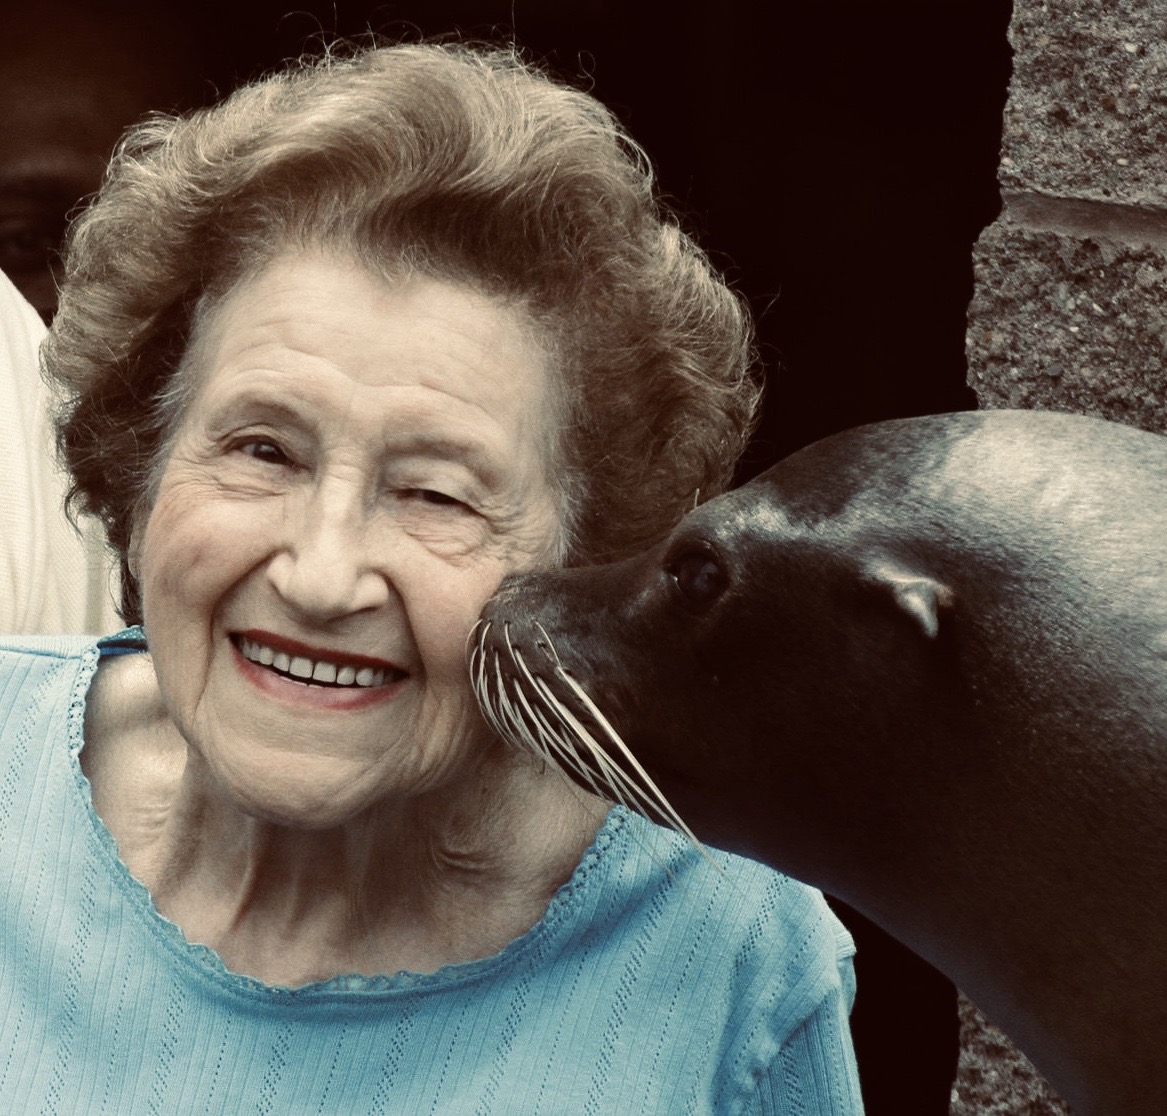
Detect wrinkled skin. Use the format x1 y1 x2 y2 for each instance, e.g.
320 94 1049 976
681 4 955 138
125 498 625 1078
476 409 1167 1116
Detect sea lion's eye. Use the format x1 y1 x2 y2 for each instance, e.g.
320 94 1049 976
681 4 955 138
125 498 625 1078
665 545 728 611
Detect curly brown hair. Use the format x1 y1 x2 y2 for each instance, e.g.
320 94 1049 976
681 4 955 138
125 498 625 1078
45 41 760 625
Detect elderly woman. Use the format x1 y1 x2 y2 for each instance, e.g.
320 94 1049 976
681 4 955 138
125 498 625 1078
0 43 862 1112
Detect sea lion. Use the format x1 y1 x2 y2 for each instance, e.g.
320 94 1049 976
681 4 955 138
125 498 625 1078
469 409 1167 1116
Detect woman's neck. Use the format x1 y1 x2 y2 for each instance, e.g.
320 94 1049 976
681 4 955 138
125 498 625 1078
83 650 609 986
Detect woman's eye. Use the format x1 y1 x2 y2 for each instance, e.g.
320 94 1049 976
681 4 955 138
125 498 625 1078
238 440 290 466
401 488 466 510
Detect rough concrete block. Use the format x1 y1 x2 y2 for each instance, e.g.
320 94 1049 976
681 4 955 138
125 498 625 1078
968 222 1167 429
1003 0 1167 203
968 0 1167 426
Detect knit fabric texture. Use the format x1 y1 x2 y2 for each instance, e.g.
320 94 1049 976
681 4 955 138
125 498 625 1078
0 634 863 1114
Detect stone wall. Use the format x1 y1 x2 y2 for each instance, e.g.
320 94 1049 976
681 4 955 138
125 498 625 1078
967 0 1167 425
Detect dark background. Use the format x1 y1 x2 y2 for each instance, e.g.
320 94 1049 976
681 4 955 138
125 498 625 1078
3 0 1013 476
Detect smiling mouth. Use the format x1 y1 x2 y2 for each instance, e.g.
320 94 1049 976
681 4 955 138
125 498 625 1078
234 635 408 689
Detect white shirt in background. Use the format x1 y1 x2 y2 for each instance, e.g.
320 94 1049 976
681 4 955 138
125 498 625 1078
0 269 120 633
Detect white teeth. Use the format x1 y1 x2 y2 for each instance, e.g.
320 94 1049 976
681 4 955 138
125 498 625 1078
289 656 313 679
312 661 337 683
239 637 395 689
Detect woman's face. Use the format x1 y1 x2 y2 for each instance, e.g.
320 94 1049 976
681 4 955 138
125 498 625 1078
135 251 563 827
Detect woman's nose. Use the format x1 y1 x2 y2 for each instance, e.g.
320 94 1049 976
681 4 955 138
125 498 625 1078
265 486 391 619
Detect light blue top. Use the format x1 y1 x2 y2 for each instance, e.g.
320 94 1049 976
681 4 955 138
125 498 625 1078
0 633 863 1114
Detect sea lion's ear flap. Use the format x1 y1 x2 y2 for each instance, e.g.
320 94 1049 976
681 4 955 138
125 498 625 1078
862 561 955 639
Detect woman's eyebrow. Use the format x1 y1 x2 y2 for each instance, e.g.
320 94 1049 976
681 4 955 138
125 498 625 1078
208 389 502 473
204 388 305 427
382 430 502 478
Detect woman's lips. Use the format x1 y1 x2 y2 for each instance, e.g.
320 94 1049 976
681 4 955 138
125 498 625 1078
230 630 408 706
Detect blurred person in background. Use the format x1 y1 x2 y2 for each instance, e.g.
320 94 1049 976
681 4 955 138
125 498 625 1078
0 268 117 631
0 1 205 322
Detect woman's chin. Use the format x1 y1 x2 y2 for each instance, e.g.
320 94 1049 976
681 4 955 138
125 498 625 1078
211 752 394 830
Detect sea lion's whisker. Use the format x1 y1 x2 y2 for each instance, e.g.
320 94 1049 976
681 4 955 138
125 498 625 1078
490 654 537 751
510 654 577 772
478 646 505 725
502 622 522 668
525 675 644 812
503 694 548 760
469 633 496 714
471 635 497 724
511 652 616 801
474 638 564 776
465 618 486 658
506 649 550 728
512 669 570 758
475 624 492 689
532 621 564 667
522 625 690 835
528 699 593 772
551 667 702 847
539 729 615 803
531 673 698 845
518 700 613 801
469 620 700 845
505 690 560 769
501 664 596 789
529 672 634 784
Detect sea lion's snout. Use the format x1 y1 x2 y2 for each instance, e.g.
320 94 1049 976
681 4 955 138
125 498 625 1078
471 591 566 709
469 560 703 840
